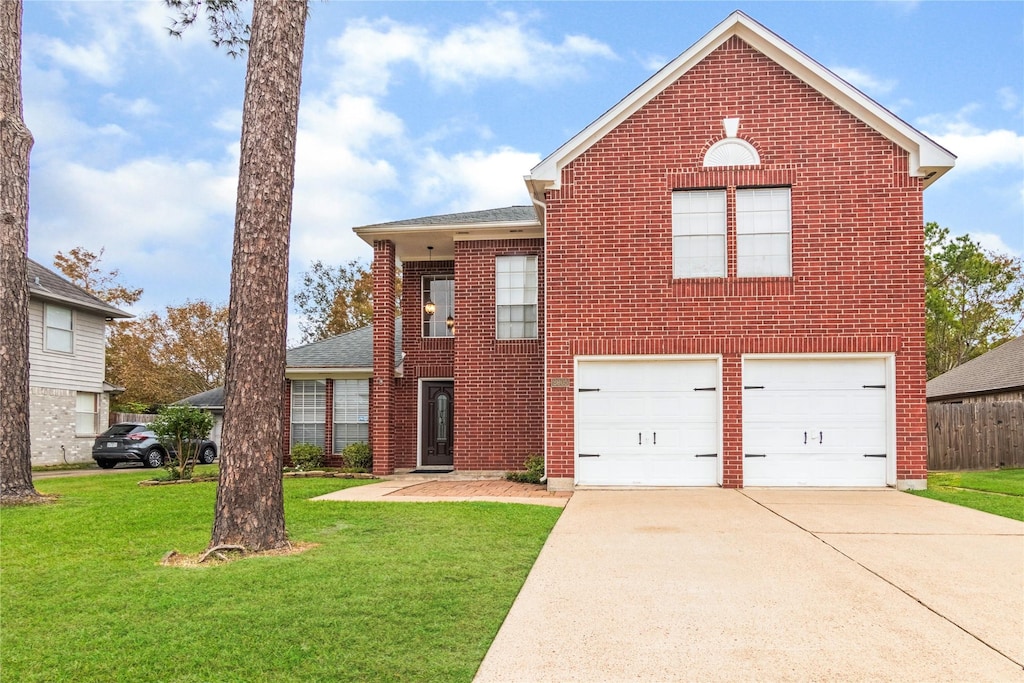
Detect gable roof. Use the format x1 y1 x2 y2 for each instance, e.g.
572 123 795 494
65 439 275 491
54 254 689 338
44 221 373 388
179 386 225 410
526 10 955 203
27 259 132 319
926 335 1024 401
286 320 403 370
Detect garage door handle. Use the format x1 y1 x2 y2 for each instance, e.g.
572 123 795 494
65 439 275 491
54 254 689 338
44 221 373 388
638 432 642 445
578 453 601 458
744 453 766 458
695 453 718 458
863 454 887 458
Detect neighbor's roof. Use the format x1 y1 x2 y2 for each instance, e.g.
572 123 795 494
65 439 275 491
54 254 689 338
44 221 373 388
179 386 225 409
28 259 132 319
286 320 403 370
527 10 955 202
926 335 1024 400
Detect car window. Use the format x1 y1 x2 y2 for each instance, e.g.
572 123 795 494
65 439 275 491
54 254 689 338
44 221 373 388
103 424 140 437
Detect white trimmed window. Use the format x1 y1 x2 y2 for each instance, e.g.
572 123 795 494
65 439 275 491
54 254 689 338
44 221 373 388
422 275 454 338
496 255 538 339
290 380 326 449
333 379 369 453
75 392 98 435
45 304 74 353
736 187 791 277
672 190 727 278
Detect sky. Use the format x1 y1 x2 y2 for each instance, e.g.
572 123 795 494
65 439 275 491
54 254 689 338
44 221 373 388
21 1 1024 346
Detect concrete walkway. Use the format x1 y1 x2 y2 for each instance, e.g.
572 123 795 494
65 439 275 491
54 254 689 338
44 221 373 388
474 489 1024 682
312 477 572 508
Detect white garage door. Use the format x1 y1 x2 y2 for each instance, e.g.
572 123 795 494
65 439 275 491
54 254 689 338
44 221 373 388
743 358 889 487
576 359 719 486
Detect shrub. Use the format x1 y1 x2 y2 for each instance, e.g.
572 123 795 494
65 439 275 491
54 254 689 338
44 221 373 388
150 405 214 481
341 442 372 472
290 443 324 471
505 453 544 484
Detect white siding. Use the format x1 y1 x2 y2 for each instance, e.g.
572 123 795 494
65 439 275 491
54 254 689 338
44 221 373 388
28 299 108 392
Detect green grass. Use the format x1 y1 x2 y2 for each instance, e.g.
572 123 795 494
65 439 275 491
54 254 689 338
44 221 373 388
908 468 1024 521
1 473 562 682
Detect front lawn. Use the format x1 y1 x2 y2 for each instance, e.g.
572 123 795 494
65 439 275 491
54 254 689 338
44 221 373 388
908 469 1024 521
0 473 561 682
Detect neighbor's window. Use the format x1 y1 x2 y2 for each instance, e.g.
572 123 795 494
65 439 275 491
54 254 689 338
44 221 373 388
75 392 98 435
333 379 369 453
672 190 727 278
496 255 538 339
736 187 791 277
422 275 454 338
45 304 74 353
290 379 325 449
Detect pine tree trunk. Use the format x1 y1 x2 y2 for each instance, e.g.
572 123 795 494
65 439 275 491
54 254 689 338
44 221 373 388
0 0 40 505
210 0 307 550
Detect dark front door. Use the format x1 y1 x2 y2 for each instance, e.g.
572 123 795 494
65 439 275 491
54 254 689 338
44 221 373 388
422 381 454 467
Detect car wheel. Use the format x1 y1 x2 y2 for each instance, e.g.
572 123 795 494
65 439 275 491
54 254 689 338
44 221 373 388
199 445 216 465
96 460 116 470
142 449 164 468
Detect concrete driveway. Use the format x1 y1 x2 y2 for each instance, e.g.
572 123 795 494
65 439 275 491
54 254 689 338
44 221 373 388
475 489 1024 682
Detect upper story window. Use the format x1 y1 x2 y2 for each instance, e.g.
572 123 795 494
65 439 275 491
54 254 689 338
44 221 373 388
422 275 454 337
672 187 792 279
45 304 74 353
496 255 538 339
290 379 326 449
736 187 791 277
672 190 727 278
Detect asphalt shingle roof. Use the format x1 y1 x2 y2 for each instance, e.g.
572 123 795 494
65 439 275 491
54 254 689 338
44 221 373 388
926 335 1024 400
179 386 225 409
354 206 536 230
27 259 132 319
285 319 402 368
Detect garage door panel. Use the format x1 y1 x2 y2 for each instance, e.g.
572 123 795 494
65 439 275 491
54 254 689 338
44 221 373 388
576 359 719 486
743 358 888 487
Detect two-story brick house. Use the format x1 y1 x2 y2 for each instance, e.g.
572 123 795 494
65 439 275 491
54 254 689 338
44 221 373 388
342 12 955 490
28 259 132 465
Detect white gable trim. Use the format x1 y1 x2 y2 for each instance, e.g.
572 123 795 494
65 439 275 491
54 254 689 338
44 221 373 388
527 11 954 198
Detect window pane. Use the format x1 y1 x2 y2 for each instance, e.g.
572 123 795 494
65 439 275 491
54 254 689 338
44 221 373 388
333 379 369 452
422 276 454 337
291 380 326 447
45 305 74 352
672 190 727 278
75 392 98 435
737 188 791 277
496 255 538 339
46 305 72 330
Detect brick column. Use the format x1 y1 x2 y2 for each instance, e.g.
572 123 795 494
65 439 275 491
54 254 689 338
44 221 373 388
721 354 743 488
371 240 396 475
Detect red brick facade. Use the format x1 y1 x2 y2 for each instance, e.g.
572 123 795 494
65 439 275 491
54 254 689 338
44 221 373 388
362 23 942 488
542 36 926 484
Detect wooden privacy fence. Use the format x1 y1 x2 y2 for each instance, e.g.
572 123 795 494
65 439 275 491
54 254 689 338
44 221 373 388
109 412 158 426
927 401 1024 470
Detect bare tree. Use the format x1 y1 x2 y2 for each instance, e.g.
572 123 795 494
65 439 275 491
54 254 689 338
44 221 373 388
168 0 308 551
0 0 41 504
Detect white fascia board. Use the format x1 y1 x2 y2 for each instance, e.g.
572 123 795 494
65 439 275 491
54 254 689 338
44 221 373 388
354 219 543 261
286 368 373 379
529 11 955 192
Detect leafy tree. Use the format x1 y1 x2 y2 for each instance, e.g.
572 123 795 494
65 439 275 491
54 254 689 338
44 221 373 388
168 0 308 552
106 300 228 408
925 222 1024 378
150 404 214 480
0 0 41 504
294 259 373 343
53 246 142 308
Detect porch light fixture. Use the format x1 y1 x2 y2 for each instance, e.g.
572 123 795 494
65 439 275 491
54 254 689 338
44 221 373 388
423 246 436 316
446 315 455 331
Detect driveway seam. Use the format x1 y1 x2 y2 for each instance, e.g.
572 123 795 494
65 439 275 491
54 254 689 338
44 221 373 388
737 489 1024 672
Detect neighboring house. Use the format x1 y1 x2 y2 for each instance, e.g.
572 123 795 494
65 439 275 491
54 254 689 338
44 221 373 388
178 386 225 451
27 259 132 465
926 336 1024 469
359 12 955 489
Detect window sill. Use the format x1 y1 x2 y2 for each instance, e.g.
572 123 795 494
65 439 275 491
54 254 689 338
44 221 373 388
671 277 795 298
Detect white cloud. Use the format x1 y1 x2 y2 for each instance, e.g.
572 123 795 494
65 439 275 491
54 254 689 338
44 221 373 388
831 66 897 96
997 87 1019 112
920 107 1024 174
328 13 616 95
413 147 540 212
100 93 158 118
40 35 121 86
970 231 1022 258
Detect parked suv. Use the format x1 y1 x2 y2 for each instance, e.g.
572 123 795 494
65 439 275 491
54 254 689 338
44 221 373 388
92 423 217 469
